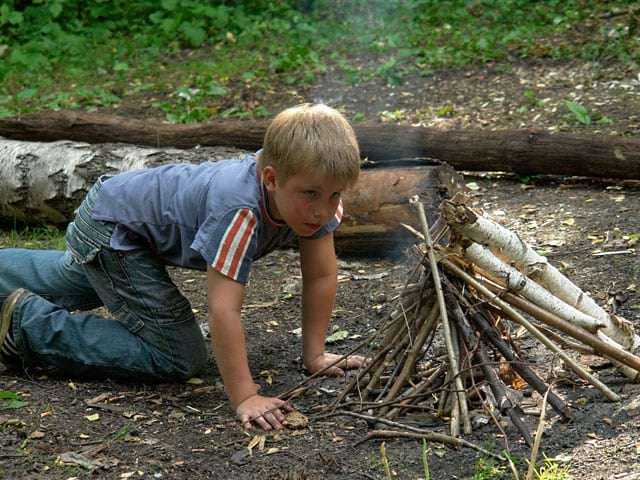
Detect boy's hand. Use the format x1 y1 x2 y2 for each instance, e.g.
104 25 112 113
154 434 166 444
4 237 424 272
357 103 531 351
236 394 293 431
305 352 367 377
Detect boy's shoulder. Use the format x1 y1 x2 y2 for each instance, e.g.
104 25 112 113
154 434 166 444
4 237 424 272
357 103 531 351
205 154 261 207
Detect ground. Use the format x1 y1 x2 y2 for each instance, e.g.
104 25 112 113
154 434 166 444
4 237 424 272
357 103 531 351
1 58 640 479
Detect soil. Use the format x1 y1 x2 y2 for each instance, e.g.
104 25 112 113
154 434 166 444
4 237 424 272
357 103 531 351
2 57 640 479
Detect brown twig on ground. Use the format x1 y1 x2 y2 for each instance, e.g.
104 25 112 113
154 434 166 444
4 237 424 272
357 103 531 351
354 429 505 461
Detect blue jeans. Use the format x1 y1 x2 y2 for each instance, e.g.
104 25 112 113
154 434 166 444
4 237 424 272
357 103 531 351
0 177 208 381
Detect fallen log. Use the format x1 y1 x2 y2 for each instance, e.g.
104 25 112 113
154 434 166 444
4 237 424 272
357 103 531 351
1 111 640 179
0 138 465 254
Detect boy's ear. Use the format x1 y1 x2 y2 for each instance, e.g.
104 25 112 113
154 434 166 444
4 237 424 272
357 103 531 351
262 166 277 192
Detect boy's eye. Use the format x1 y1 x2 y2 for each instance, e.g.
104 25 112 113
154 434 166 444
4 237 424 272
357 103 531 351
331 192 341 200
304 190 318 199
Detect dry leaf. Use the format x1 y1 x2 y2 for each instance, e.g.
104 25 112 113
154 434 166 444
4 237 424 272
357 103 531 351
85 413 100 422
561 218 576 226
260 370 273 385
247 434 265 455
186 377 204 385
29 431 45 439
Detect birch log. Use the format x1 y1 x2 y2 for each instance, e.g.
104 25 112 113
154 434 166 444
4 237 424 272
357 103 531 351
0 139 464 254
443 202 639 351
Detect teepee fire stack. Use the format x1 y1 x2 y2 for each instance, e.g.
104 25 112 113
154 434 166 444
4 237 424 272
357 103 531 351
322 198 640 446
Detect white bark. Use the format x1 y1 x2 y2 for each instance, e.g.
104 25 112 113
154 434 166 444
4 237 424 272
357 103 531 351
0 138 243 224
464 243 608 332
445 203 638 351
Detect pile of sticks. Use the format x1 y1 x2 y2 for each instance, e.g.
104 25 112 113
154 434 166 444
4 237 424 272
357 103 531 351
318 199 640 448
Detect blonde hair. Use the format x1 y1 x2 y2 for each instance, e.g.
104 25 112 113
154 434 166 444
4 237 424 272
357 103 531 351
260 104 360 185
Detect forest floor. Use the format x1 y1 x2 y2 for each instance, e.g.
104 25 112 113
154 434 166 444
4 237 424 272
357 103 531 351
1 57 640 479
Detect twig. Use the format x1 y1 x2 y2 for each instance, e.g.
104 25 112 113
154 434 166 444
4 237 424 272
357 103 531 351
414 199 472 435
378 301 439 416
355 430 505 461
449 294 533 446
278 323 393 401
386 363 447 419
460 306 572 421
480 280 640 376
526 388 550 480
442 258 621 402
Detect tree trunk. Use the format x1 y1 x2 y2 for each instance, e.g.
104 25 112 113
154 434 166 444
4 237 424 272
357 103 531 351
1 111 639 179
0 139 464 255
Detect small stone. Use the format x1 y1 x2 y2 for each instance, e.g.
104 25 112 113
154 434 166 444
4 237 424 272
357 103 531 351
284 411 309 429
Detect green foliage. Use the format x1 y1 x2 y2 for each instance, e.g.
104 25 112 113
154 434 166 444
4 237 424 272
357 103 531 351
422 440 430 480
0 225 66 250
0 391 28 410
532 455 573 480
565 101 591 125
472 456 507 479
0 0 637 121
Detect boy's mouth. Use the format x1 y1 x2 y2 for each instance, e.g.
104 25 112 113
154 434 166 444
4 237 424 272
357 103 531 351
305 223 321 230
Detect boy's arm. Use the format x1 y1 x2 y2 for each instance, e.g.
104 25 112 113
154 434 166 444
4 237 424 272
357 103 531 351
299 233 367 375
206 266 291 430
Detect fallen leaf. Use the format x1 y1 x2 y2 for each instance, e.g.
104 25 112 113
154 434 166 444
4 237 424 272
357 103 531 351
29 431 45 439
186 377 204 385
466 182 480 191
247 434 266 455
326 330 349 344
68 382 77 390
260 370 273 385
58 452 103 470
86 393 112 404
85 413 100 422
561 218 576 226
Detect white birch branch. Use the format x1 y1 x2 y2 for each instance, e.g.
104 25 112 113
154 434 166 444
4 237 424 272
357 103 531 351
443 202 638 351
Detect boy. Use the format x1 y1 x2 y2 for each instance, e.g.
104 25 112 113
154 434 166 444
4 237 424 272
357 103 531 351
0 103 365 431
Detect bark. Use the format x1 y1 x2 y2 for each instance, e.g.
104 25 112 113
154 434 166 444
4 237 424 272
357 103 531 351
0 139 464 254
2 111 640 179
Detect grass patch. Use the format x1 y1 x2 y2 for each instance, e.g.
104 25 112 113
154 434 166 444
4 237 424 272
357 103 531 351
0 225 66 250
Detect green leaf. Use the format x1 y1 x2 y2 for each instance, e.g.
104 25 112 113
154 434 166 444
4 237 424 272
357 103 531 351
113 62 130 73
326 330 349 344
565 101 591 125
0 391 28 409
16 88 38 102
182 23 207 47
206 83 226 96
161 0 178 11
50 2 63 18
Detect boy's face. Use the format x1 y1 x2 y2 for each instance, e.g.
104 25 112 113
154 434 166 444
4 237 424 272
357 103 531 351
263 166 346 237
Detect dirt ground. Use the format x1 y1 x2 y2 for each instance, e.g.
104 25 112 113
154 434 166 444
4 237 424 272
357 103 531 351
2 58 640 479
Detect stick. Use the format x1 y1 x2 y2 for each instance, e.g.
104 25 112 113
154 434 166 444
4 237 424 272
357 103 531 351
442 201 637 349
442 258 621 402
480 281 640 379
386 364 447 419
414 199 472 434
355 430 505 461
378 301 439 415
526 389 550 480
449 295 534 446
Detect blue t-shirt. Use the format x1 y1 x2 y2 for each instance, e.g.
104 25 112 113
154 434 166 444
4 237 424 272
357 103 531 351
90 153 342 283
